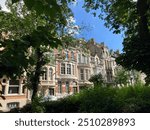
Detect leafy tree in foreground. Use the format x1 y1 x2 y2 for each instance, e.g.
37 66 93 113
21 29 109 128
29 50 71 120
0 0 73 102
114 68 130 86
89 73 104 86
83 0 150 83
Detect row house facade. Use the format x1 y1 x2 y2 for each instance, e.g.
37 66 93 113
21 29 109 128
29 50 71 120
0 41 117 111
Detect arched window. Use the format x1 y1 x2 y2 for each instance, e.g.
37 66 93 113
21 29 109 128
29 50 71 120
42 68 47 80
49 68 53 80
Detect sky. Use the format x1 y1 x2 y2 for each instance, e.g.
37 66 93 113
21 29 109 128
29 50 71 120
0 0 124 51
70 1 124 51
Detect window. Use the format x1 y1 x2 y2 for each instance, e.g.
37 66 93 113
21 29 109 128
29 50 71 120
42 68 47 80
93 68 96 75
66 51 68 60
87 57 89 64
78 54 81 63
85 69 89 80
49 88 54 95
73 87 78 94
7 102 19 109
72 65 75 75
22 85 26 94
80 69 84 80
71 51 74 60
107 70 113 82
2 85 5 94
58 81 62 93
9 80 19 94
66 81 69 93
61 63 65 74
67 64 71 74
8 85 19 94
49 68 53 80
82 54 85 63
2 79 6 83
91 57 95 62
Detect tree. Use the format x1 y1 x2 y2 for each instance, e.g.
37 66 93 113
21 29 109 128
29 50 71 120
83 0 150 83
0 0 73 102
114 68 130 86
89 73 104 86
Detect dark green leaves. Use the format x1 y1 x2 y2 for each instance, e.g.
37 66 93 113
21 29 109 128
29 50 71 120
12 0 20 4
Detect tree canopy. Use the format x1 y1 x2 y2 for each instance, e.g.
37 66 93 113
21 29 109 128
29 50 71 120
0 0 74 101
83 0 150 82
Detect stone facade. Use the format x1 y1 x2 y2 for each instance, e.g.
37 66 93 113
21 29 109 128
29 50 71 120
0 41 119 111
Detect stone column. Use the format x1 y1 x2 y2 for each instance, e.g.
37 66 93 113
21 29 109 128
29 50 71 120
5 80 9 95
19 79 23 95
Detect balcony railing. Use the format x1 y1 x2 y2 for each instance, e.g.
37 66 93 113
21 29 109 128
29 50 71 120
57 75 77 79
40 80 55 85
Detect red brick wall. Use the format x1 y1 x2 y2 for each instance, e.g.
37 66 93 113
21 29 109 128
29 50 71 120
69 85 73 93
68 51 71 60
62 84 66 93
57 63 60 76
74 51 77 61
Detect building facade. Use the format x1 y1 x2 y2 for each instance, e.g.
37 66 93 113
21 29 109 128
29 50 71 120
0 40 119 111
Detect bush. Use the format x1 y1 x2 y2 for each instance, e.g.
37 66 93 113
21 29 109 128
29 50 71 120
7 83 150 113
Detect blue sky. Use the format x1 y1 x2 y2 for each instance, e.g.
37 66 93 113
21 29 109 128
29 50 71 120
70 1 124 51
0 0 123 51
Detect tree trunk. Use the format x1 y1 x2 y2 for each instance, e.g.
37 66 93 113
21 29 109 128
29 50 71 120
31 47 44 101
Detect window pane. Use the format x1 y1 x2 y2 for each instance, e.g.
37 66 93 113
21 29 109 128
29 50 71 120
49 68 53 80
66 52 68 60
49 88 54 95
7 102 19 109
71 52 74 60
67 64 71 74
80 69 84 80
72 65 75 75
8 86 19 94
85 69 88 80
42 68 47 80
66 81 69 93
73 87 77 94
61 63 65 74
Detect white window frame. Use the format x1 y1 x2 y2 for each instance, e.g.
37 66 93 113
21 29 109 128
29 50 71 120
8 85 19 94
80 69 84 80
42 68 48 80
67 64 71 74
49 68 53 80
61 63 65 74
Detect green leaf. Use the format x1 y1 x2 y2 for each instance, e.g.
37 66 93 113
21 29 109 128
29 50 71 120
12 0 20 4
24 0 35 10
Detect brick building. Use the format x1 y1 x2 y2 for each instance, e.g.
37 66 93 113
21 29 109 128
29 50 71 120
0 40 118 111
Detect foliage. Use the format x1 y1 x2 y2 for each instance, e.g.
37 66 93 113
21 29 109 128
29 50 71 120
83 0 150 83
114 68 130 86
7 83 150 113
0 0 74 101
89 73 104 86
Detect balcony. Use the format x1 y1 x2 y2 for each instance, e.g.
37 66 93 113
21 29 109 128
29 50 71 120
40 80 55 86
77 62 90 67
57 75 77 80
